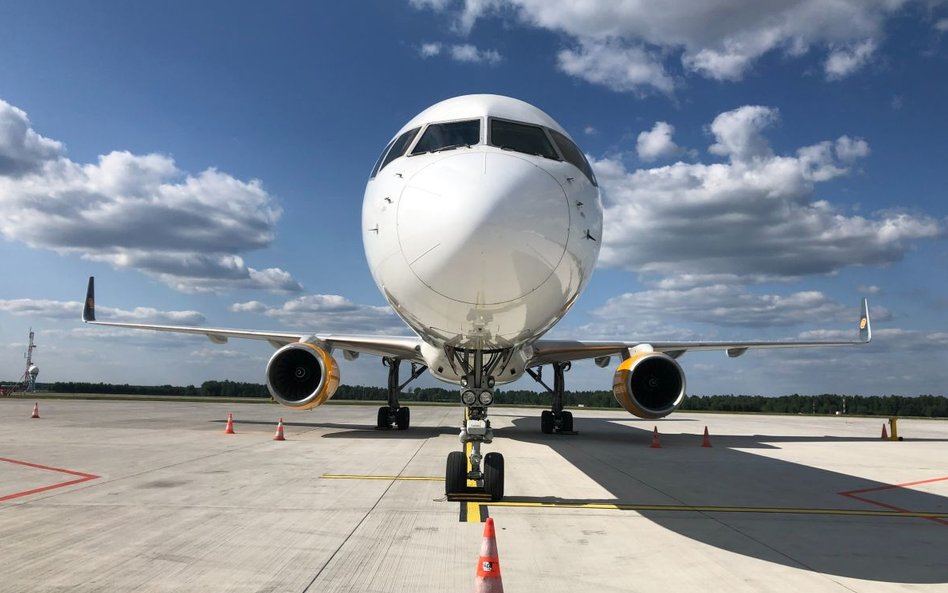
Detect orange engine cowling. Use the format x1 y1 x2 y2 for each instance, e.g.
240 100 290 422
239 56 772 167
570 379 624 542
266 342 340 410
612 351 686 419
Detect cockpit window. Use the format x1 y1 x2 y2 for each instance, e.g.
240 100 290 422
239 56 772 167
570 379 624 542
411 119 480 155
489 119 560 160
550 129 597 186
371 127 420 178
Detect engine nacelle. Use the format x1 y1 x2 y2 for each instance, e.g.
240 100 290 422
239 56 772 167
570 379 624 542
266 342 340 410
612 351 686 419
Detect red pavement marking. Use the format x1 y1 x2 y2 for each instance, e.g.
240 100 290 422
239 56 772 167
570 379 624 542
0 457 100 502
839 476 948 527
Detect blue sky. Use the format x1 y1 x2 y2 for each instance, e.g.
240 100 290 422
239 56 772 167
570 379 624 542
1 0 946 396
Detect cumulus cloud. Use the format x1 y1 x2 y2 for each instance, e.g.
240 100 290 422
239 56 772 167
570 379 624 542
557 38 674 95
0 100 63 176
593 286 851 330
825 39 877 80
0 99 301 293
636 121 683 162
418 41 502 64
230 294 407 334
0 298 205 324
596 105 945 279
412 0 908 90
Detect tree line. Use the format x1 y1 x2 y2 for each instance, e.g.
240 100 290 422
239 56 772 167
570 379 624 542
29 381 948 417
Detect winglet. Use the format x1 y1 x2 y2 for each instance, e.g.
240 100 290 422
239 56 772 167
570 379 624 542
858 297 871 343
82 276 96 322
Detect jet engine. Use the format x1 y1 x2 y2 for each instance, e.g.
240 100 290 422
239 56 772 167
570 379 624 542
266 342 340 410
612 351 686 419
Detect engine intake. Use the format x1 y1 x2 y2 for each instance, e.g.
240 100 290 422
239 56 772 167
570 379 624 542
266 342 340 410
612 352 686 419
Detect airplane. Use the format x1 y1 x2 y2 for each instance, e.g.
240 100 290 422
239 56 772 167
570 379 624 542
81 94 872 501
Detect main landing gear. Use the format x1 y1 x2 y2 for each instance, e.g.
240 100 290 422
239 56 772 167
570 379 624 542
527 362 576 434
445 348 507 501
376 357 427 430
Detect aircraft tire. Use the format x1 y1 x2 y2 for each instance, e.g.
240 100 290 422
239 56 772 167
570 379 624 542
445 450 467 495
377 406 389 429
484 452 504 501
561 411 573 432
396 406 410 430
540 410 554 434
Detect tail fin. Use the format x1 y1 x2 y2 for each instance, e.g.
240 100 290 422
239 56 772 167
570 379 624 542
82 277 96 322
858 298 871 343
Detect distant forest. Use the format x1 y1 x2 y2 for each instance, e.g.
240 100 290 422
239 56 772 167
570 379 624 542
26 380 948 418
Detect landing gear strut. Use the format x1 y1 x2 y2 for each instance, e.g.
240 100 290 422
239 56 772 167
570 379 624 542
376 357 426 430
445 348 508 501
527 362 575 434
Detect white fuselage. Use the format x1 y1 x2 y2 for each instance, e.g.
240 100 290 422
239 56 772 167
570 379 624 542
362 95 602 384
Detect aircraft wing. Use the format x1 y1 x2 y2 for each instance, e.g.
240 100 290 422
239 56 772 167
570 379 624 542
528 298 871 367
81 277 424 361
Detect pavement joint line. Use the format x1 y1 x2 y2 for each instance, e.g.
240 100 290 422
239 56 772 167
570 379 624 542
302 421 432 593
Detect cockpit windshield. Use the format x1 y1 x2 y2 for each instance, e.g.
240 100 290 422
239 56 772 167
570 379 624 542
489 119 559 160
371 127 420 178
549 129 598 186
411 119 480 155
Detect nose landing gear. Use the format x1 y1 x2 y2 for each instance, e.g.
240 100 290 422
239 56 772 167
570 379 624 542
445 348 507 501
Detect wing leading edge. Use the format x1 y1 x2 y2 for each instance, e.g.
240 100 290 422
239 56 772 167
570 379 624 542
81 276 424 361
528 298 871 367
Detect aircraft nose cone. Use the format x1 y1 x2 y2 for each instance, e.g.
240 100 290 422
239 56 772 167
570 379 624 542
397 151 570 305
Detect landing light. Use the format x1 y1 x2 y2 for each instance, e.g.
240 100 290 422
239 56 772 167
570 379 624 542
478 391 494 406
462 390 477 405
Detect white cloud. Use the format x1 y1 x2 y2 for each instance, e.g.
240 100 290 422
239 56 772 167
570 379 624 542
231 294 407 334
418 41 502 64
636 121 683 162
595 105 945 279
707 105 778 162
419 42 443 57
0 99 301 293
834 135 871 162
937 18 948 32
0 298 205 324
0 99 63 176
412 0 911 89
557 38 675 95
825 39 877 80
450 43 502 64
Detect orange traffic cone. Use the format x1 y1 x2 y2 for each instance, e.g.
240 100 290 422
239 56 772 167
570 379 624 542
701 426 712 448
474 517 504 593
881 423 888 440
273 418 286 441
224 413 235 434
650 426 662 448
31 402 40 419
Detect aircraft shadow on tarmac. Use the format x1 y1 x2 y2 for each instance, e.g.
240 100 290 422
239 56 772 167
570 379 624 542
307 413 948 584
215 414 948 584
504 416 948 584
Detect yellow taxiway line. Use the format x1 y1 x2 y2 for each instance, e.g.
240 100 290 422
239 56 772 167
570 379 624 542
320 473 948 522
